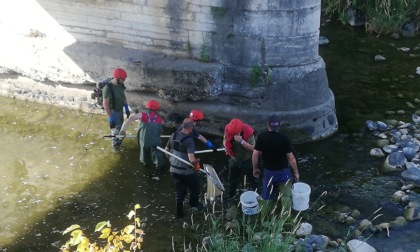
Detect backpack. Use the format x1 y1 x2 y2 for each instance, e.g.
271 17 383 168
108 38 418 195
90 78 113 109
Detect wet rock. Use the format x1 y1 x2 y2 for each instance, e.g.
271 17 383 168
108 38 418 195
406 162 419 169
376 139 389 147
402 147 417 160
346 216 356 225
374 55 386 61
398 47 410 52
319 36 329 45
305 234 330 250
413 113 420 123
295 222 312 237
358 219 372 231
366 120 377 130
347 239 376 252
403 204 420 220
350 209 361 219
382 152 407 173
401 167 420 187
370 148 385 157
376 121 388 131
294 239 313 252
391 190 406 204
401 195 410 205
389 216 407 227
402 23 416 38
383 145 398 154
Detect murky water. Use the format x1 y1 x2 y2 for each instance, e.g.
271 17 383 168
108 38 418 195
1 20 420 252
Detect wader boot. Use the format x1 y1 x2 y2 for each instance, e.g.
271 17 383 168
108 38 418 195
176 201 184 218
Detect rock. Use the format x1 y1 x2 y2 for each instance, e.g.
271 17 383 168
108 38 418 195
403 205 420 220
376 139 389 147
401 167 420 187
390 216 408 227
319 36 329 45
406 162 420 169
398 47 410 52
366 120 377 130
374 55 386 61
416 67 420 75
402 147 417 160
347 239 376 252
370 148 385 157
383 145 398 154
413 114 420 123
391 190 406 204
305 234 330 250
402 22 416 38
294 239 313 252
350 209 361 219
358 219 372 231
295 222 312 237
382 152 407 173
376 121 388 131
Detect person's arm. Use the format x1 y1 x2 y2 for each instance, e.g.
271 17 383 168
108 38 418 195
103 98 112 118
287 152 299 181
234 135 254 152
252 150 261 178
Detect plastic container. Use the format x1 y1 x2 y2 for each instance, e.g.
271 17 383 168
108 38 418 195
292 182 311 211
240 191 260 215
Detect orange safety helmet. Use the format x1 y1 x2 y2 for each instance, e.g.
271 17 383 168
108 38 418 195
227 118 243 135
146 99 160 110
113 68 127 79
189 109 204 121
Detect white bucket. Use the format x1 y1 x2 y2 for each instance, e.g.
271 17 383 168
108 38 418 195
292 182 311 211
240 191 260 215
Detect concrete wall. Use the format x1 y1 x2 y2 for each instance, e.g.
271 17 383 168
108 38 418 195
0 0 337 142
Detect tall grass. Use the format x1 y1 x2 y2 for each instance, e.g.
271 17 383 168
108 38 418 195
322 0 420 34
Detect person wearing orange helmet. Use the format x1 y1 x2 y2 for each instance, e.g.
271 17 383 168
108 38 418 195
223 118 258 199
176 109 218 152
125 99 165 169
103 68 131 148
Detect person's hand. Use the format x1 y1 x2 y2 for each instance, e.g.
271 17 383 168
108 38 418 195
253 168 261 178
293 171 300 182
191 159 200 171
108 117 115 129
225 149 234 157
233 135 243 142
205 140 214 149
125 110 131 119
212 146 218 153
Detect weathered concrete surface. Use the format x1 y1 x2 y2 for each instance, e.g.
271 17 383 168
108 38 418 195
0 0 338 142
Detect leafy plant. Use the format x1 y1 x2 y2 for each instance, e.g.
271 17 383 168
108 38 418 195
199 42 209 63
60 204 144 252
250 65 261 86
211 6 228 18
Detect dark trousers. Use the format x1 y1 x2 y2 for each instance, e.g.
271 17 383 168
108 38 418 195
170 172 201 207
228 158 258 198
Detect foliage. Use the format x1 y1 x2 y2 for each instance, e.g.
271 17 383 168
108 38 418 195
250 65 261 86
210 6 228 18
60 204 144 252
322 0 420 34
199 42 210 63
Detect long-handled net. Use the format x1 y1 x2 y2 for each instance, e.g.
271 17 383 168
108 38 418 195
204 164 223 199
157 146 224 192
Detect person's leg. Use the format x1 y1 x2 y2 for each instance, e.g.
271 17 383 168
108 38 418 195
186 173 201 208
259 169 279 221
151 146 166 170
141 146 152 166
279 179 293 214
227 158 240 198
241 158 259 191
171 173 188 218
112 111 124 148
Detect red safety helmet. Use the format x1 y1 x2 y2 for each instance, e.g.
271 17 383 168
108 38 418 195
227 118 243 135
113 68 127 79
189 109 204 121
146 99 160 110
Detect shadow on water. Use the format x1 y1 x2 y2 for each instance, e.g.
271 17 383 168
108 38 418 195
1 20 420 252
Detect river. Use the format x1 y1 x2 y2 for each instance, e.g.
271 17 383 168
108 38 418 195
0 20 419 252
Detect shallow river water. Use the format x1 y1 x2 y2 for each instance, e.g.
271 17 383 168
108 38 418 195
0 20 420 252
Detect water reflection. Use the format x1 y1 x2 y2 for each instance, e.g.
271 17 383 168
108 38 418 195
1 20 420 251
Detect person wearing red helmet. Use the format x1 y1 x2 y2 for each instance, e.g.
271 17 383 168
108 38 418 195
103 68 131 148
124 99 165 169
223 118 258 200
175 109 218 152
